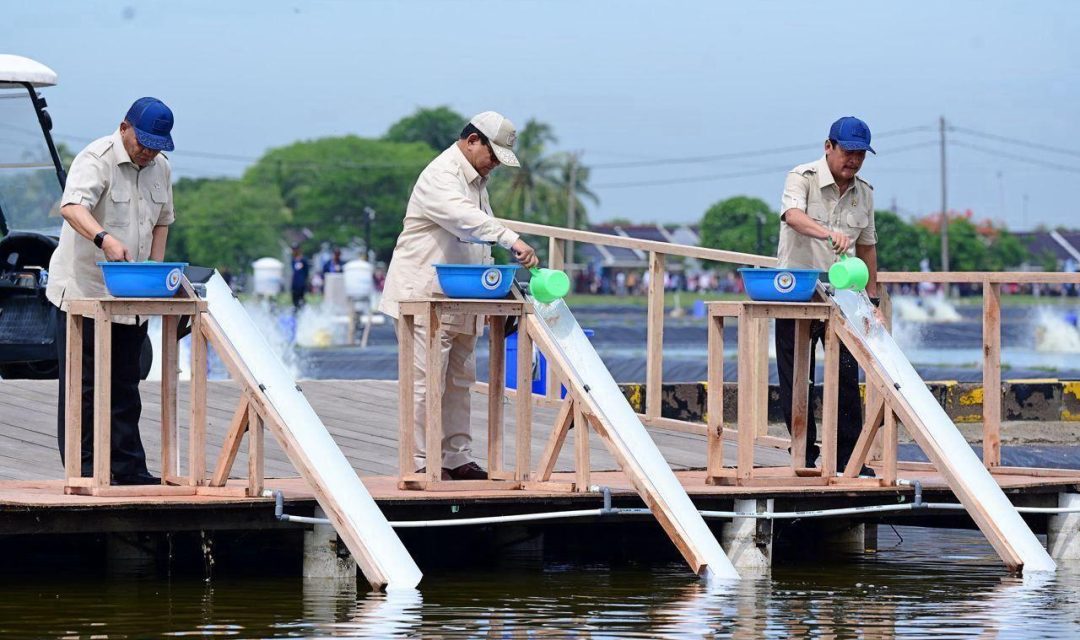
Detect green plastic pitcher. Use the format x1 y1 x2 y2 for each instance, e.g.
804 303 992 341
828 256 869 291
529 268 571 303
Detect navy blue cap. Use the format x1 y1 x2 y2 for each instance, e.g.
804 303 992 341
125 97 174 151
829 116 874 154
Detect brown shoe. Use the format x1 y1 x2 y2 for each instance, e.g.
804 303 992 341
447 461 488 480
416 466 451 480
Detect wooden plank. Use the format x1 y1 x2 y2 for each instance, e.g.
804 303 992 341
876 271 1080 285
883 409 898 485
790 318 812 470
736 310 756 483
744 304 832 320
645 251 665 420
820 320 840 478
247 401 264 497
639 416 792 450
470 381 565 409
160 314 180 480
500 219 777 267
425 305 443 485
983 281 1002 468
546 237 566 400
92 311 112 489
536 399 574 481
189 312 207 486
397 315 415 477
64 312 83 482
399 300 524 317
515 316 533 482
574 403 590 492
487 316 506 473
87 299 207 317
209 396 249 487
989 466 1080 479
842 396 886 478
706 315 724 480
754 318 769 437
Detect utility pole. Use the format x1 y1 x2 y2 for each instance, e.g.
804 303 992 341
565 152 579 272
362 206 376 263
939 116 950 273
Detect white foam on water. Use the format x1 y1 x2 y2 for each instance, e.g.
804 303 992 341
1033 307 1080 353
204 273 422 589
833 289 1056 572
530 297 739 580
924 294 963 322
892 296 932 322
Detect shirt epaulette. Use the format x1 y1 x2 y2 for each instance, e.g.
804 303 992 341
85 137 113 159
855 174 874 190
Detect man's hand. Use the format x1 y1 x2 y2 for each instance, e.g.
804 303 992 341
828 230 852 255
101 234 132 262
511 239 539 269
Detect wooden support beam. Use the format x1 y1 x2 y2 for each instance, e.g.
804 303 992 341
882 409 898 485
546 237 565 401
160 314 180 480
246 401 264 497
645 251 665 420
574 403 590 492
92 311 112 489
487 316 506 473
820 319 840 478
397 315 415 477
736 310 757 483
983 281 1002 468
515 317 533 482
706 315 725 480
536 399 575 482
790 318 812 469
64 312 83 482
842 396 886 478
425 307 443 486
754 318 770 437
209 396 250 487
188 311 207 486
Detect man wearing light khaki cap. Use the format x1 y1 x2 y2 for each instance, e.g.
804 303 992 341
380 111 539 480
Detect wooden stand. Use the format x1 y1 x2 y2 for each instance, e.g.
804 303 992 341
396 298 531 491
704 300 887 488
63 292 263 498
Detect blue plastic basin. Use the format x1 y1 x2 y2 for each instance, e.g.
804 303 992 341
738 267 820 302
98 261 189 298
434 264 519 299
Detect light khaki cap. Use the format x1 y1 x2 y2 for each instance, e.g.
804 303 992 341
470 111 520 168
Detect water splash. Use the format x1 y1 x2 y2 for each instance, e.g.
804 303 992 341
1033 307 1080 353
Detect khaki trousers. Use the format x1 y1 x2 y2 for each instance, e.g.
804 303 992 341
396 320 478 470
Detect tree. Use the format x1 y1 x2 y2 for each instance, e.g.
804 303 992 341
699 196 779 257
916 212 1030 270
873 210 928 271
244 136 436 261
384 106 466 151
168 178 289 273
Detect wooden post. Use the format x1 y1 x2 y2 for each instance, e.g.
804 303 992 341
487 316 506 474
92 310 112 488
883 408 898 485
246 401 264 497
64 312 84 481
983 280 1002 468
820 319 840 478
706 315 724 479
736 310 757 483
209 396 250 487
160 314 180 480
790 319 812 470
188 311 207 486
397 315 415 477
536 399 574 481
574 403 590 492
645 251 665 420
754 318 770 437
546 236 565 400
425 306 443 485
515 313 533 482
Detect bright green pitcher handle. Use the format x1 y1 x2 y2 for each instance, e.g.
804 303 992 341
528 267 571 303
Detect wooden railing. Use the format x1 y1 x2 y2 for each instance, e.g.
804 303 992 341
876 271 1080 468
498 220 1080 468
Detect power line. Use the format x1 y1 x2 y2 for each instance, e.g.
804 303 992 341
949 140 1080 174
949 125 1080 160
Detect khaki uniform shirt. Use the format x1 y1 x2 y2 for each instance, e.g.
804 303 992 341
776 156 875 270
379 144 520 334
46 130 175 324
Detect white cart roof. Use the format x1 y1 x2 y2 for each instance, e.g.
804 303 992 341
0 55 58 87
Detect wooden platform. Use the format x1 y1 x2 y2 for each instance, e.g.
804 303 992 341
1 379 1078 533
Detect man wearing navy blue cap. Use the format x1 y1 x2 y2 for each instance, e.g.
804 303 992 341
47 97 177 485
774 116 881 475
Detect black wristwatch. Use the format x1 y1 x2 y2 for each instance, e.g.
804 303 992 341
93 231 108 248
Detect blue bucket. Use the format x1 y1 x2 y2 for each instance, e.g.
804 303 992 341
98 261 189 298
738 267 820 302
434 264 519 299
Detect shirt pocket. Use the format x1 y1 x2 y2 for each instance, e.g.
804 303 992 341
106 190 132 227
805 190 830 223
845 209 870 230
150 184 168 210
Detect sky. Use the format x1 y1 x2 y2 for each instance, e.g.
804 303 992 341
5 0 1079 230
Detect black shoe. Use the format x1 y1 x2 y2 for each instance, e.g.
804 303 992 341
447 462 488 480
859 465 877 478
416 466 451 481
112 473 161 486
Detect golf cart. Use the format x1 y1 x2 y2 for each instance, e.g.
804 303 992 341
0 55 66 379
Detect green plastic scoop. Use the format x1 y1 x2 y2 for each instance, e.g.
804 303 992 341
528 267 571 303
828 255 869 291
